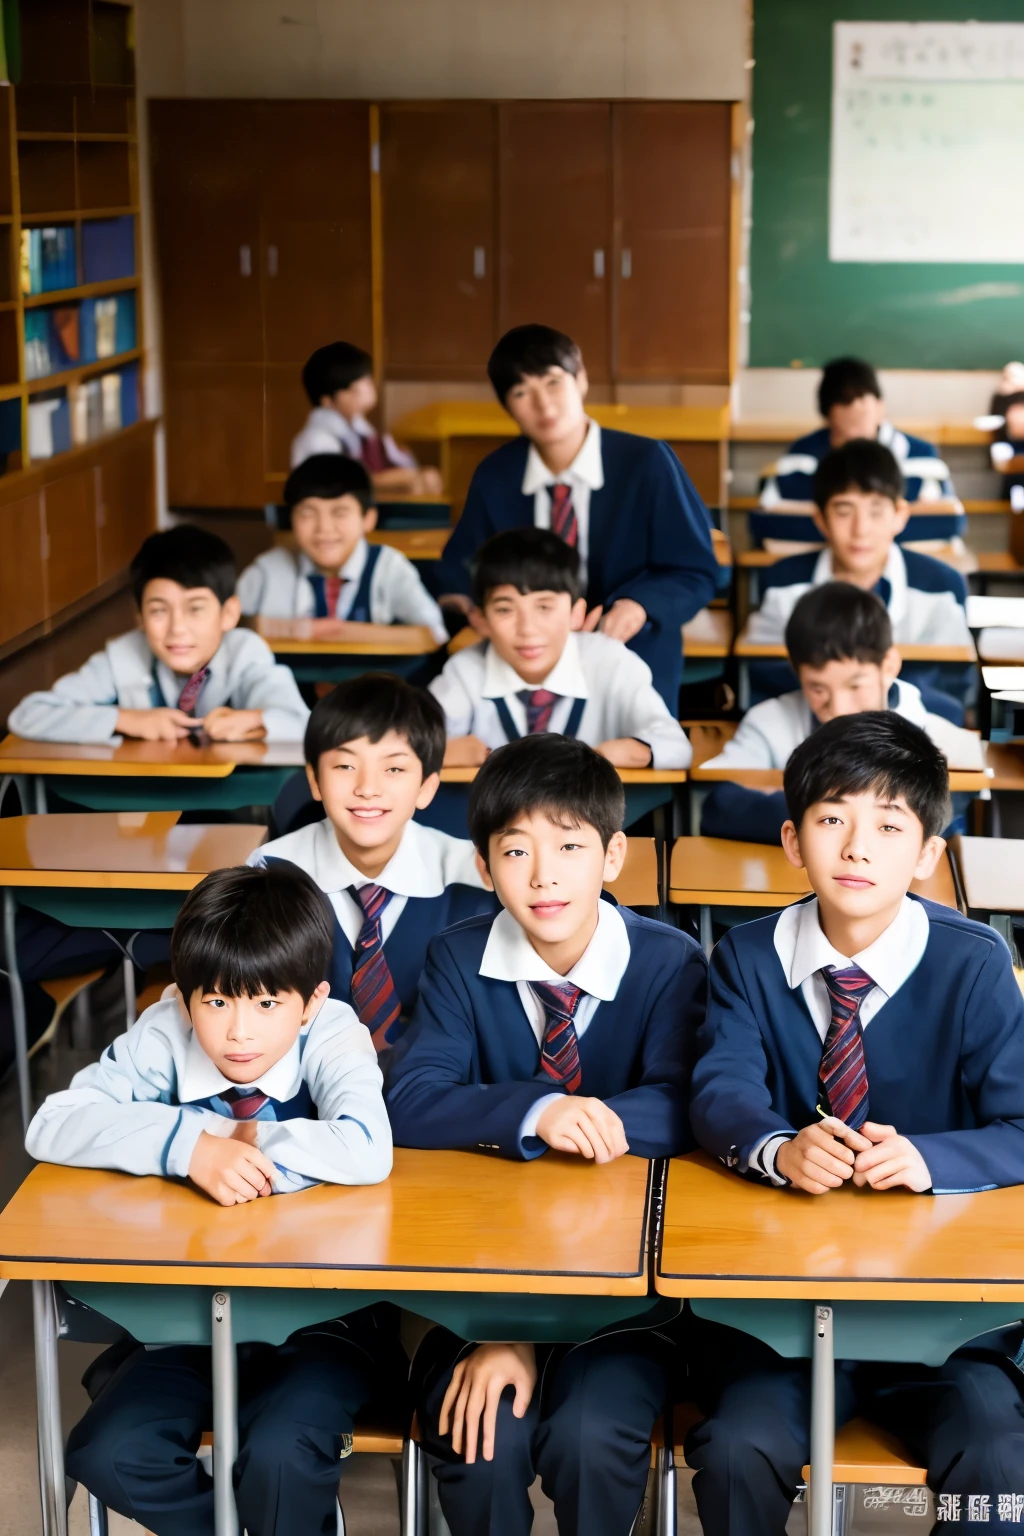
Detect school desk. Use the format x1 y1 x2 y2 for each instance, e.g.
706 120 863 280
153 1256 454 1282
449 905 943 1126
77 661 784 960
980 670 1024 741
966 595 1024 630
953 835 1024 948
254 615 443 686
655 1152 1024 1536
668 836 959 953
0 1151 657 1536
1 812 267 1132
367 525 450 561
438 763 688 842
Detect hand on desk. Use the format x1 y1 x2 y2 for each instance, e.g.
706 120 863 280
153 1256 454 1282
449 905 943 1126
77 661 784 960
597 738 653 768
116 706 198 742
443 734 490 767
776 1120 871 1195
201 707 267 742
851 1123 932 1193
188 1127 275 1204
439 1342 536 1464
536 1096 629 1162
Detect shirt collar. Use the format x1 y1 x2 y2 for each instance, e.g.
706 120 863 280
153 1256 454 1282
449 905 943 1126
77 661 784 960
296 538 368 583
774 894 928 998
482 630 588 701
521 418 604 495
480 899 630 1000
303 817 455 899
178 1024 306 1104
811 542 906 621
154 643 224 704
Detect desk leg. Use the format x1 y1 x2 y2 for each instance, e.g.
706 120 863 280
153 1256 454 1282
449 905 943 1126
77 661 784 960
4 888 32 1134
34 776 48 814
689 785 706 838
738 661 750 713
33 1280 68 1536
700 905 713 955
809 1304 834 1536
211 1291 239 1536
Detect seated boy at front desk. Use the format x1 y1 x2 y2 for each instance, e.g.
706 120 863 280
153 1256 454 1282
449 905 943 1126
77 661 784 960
700 583 982 844
386 733 706 1536
9 525 309 744
238 452 447 643
686 711 1024 1536
26 862 394 1536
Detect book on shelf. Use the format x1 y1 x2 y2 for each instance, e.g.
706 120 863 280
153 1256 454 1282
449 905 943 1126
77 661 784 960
28 396 71 460
69 372 124 446
24 293 138 380
81 216 135 285
20 228 77 296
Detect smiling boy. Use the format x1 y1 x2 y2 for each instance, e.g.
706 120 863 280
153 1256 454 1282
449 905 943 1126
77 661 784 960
386 734 706 1536
686 712 1024 1536
9 525 308 743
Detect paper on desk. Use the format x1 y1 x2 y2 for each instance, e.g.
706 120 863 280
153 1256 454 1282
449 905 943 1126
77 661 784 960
926 716 986 772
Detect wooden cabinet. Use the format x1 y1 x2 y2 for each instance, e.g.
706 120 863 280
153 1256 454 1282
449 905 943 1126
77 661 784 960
0 493 46 649
96 426 157 583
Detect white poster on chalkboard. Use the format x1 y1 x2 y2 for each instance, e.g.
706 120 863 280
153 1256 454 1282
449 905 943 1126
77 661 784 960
830 22 1024 263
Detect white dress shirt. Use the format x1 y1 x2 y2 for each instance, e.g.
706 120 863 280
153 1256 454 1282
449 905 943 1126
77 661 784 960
290 407 416 472
479 901 631 1139
523 418 604 584
751 896 931 1184
236 541 448 643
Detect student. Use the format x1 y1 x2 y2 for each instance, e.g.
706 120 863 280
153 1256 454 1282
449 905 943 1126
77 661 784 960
386 733 706 1536
238 454 448 642
436 324 719 709
757 356 961 546
431 527 691 770
9 525 309 744
699 584 981 843
291 340 442 496
26 862 394 1536
250 674 497 1048
991 389 1024 510
687 712 1024 1536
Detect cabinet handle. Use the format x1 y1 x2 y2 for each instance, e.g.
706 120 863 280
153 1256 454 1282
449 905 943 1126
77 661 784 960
593 248 605 278
239 244 252 277
473 246 486 279
267 245 278 277
621 248 632 279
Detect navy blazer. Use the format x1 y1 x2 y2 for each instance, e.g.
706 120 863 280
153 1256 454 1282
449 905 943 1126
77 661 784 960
385 905 708 1161
760 546 967 608
690 897 1024 1194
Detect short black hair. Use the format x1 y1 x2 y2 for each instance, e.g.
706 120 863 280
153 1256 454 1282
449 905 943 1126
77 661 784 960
487 324 583 405
305 673 445 780
813 439 903 512
302 341 374 405
784 711 950 841
468 735 625 863
171 864 333 1005
786 583 894 671
471 526 582 608
818 357 882 417
283 453 375 514
130 525 236 607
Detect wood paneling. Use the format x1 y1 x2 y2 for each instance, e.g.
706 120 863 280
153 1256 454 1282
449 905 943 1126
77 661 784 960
498 104 612 381
164 364 266 509
0 494 46 647
96 431 156 583
42 466 98 616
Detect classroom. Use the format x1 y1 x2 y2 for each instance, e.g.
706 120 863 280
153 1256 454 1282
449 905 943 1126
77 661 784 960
3 1 1024 1534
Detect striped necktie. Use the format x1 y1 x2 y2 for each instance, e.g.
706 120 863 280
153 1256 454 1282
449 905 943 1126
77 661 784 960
529 980 584 1093
350 884 402 1051
819 965 873 1129
307 574 348 618
549 482 577 548
221 1085 269 1120
176 666 209 715
516 688 559 735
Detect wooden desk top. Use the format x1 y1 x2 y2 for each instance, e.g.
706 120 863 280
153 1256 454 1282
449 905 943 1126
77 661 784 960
980 743 1024 792
729 419 992 448
0 735 305 777
657 1152 1024 1300
0 813 266 889
440 765 688 785
394 401 730 444
669 836 958 910
956 835 1024 913
682 609 733 659
686 721 984 793
711 528 732 566
368 528 450 561
967 596 1024 630
606 837 659 907
0 1150 654 1294
733 622 977 666
255 618 440 656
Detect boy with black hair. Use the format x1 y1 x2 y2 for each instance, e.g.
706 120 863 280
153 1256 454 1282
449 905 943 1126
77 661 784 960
238 453 447 642
9 525 308 743
437 323 719 708
251 674 496 1049
687 711 1024 1536
27 862 393 1536
431 526 690 769
291 339 442 495
386 733 706 1536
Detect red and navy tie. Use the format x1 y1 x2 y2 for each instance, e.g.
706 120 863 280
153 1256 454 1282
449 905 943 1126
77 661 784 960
350 884 402 1051
517 688 560 734
176 666 209 715
529 980 584 1093
549 482 577 548
222 1085 269 1120
308 574 347 618
819 964 872 1128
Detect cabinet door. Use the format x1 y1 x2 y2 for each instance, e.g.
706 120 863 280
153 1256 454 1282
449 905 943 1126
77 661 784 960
498 105 612 382
381 104 496 376
97 428 156 581
0 492 46 646
43 466 99 616
164 364 266 509
613 104 732 383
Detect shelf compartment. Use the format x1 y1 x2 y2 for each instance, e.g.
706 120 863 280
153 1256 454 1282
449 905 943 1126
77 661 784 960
24 276 137 308
77 140 131 210
19 141 76 215
15 86 76 135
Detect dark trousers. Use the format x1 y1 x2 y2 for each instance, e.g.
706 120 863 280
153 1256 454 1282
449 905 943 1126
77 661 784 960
685 1320 1024 1536
416 1325 675 1536
66 1329 378 1536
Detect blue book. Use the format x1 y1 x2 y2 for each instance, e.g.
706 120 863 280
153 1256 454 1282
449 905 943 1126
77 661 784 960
119 362 139 427
51 396 71 455
81 216 135 284
114 292 136 354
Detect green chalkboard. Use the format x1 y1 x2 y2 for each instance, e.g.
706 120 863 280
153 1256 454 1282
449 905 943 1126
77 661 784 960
749 0 1024 369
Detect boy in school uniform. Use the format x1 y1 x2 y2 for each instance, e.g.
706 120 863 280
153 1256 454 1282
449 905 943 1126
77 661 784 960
687 712 1024 1536
290 340 442 496
9 525 309 743
386 734 707 1536
431 527 691 770
26 862 394 1536
249 674 497 1049
699 583 981 843
238 453 448 643
437 324 719 709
